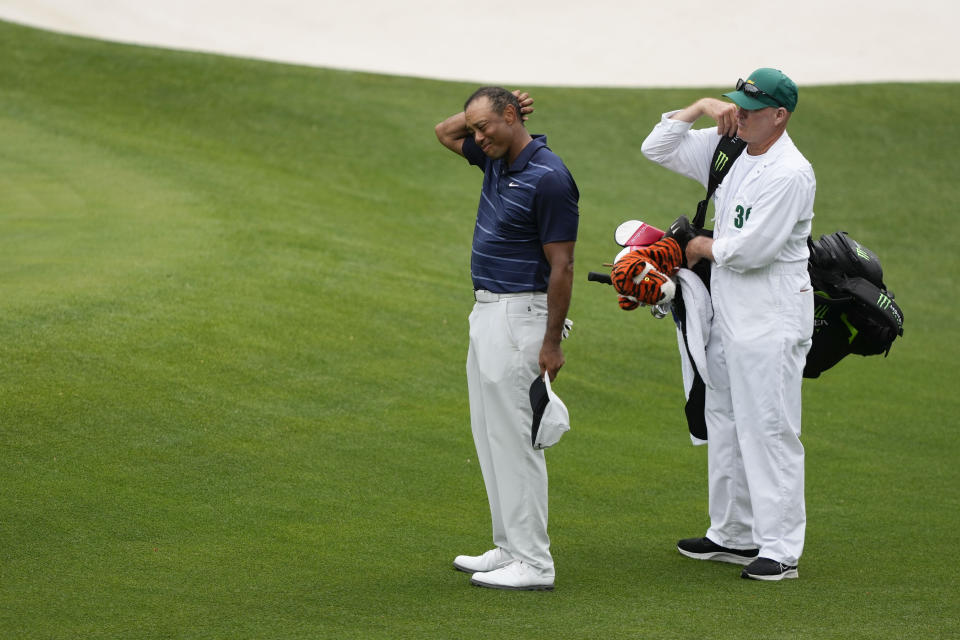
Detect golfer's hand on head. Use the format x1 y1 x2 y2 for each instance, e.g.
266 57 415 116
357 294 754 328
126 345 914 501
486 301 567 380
513 90 534 121
698 97 738 137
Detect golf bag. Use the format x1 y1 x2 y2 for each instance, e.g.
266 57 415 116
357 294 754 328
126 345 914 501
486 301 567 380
803 231 904 377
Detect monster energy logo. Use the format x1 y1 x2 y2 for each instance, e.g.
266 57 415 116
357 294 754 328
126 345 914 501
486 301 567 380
814 304 830 320
856 245 871 260
877 293 892 310
714 151 730 172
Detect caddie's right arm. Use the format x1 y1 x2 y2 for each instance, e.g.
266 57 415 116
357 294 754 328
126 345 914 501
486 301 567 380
670 98 738 135
641 98 736 187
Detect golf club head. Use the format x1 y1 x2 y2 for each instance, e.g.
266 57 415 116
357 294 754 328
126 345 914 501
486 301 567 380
614 220 665 248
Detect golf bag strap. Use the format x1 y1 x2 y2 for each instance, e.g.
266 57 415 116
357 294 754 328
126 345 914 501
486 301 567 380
837 276 904 342
693 136 747 229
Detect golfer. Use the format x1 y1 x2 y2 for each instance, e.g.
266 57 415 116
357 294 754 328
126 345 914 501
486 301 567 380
641 69 815 580
434 86 579 590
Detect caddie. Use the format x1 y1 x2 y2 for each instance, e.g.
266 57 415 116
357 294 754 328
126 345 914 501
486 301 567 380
640 69 815 580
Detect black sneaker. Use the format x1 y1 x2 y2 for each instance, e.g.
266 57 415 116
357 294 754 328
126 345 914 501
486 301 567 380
677 537 759 566
741 557 799 581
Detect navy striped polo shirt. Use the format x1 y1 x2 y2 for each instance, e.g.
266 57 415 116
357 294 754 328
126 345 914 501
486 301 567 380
463 135 580 293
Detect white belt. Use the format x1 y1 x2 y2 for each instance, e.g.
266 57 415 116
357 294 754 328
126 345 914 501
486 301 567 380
474 290 545 303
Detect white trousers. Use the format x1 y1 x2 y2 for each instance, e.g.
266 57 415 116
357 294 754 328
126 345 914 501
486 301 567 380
704 265 813 566
466 291 553 576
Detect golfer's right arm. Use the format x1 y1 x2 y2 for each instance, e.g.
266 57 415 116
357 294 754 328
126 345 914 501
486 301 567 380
435 113 471 157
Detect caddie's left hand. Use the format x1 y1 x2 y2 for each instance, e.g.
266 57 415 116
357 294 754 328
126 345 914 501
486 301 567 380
539 341 564 381
662 215 697 254
513 90 534 121
685 235 715 268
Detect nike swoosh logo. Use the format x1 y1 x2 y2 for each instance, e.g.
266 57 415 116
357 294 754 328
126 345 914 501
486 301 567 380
508 182 520 187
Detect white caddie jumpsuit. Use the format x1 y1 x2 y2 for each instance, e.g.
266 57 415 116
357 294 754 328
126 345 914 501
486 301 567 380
642 113 815 565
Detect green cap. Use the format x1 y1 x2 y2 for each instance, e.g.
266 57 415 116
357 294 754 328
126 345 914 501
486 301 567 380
723 68 798 112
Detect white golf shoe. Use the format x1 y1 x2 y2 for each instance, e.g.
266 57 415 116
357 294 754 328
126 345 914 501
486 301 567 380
469 560 555 591
453 547 514 574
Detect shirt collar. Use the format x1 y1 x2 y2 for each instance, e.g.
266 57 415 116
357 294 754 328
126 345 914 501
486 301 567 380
505 134 547 173
749 130 791 163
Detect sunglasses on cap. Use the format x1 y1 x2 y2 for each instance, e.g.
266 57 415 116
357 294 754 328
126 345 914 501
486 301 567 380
736 78 781 107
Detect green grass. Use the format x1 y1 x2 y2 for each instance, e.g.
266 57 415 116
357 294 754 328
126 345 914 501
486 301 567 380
1 19 958 639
